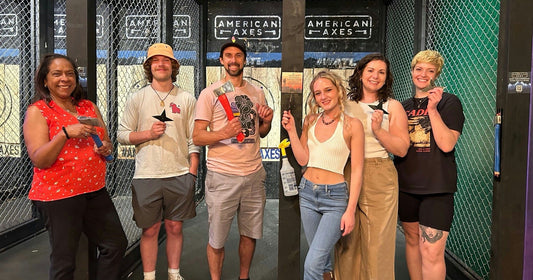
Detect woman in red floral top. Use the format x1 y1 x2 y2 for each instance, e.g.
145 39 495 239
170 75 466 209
23 54 127 280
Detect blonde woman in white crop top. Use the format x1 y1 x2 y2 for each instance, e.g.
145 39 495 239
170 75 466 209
282 71 364 280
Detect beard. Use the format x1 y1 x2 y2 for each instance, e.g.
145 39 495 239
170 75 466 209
224 63 244 77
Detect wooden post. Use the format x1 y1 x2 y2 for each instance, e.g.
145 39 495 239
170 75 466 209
278 0 305 279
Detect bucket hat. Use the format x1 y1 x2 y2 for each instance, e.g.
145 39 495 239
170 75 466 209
144 43 179 66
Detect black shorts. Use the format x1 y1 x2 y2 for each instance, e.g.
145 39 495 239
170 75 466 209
398 191 455 232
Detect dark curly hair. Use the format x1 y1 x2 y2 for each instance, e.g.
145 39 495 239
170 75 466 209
347 53 393 102
33 54 85 105
143 57 180 83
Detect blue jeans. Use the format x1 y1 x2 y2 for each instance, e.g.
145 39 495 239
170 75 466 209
299 177 348 280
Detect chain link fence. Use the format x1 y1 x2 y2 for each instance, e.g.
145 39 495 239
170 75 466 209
0 0 201 251
1 0 500 278
386 0 499 278
0 0 38 237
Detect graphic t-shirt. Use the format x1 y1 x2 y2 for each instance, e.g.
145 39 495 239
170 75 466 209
394 92 465 194
195 80 266 176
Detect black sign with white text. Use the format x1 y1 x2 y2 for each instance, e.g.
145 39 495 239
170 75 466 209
208 1 383 55
54 14 104 38
305 15 372 40
126 15 158 39
173 15 191 38
0 14 17 37
214 15 281 40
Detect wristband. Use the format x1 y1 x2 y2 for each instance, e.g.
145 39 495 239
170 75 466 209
62 126 70 139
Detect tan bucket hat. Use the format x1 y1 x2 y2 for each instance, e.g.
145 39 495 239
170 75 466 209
144 43 179 66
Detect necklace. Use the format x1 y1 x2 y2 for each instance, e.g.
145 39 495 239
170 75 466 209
321 115 336 125
152 85 174 107
413 96 428 109
52 99 76 115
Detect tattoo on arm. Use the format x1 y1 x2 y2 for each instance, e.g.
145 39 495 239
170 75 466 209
420 225 444 244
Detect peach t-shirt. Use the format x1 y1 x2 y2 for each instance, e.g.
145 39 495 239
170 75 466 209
195 80 265 176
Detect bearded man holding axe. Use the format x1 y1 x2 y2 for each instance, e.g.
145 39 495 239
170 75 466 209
193 37 273 280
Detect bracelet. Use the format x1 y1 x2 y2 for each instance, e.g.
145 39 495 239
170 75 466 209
62 126 70 139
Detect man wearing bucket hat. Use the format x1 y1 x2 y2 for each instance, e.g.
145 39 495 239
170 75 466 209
193 37 273 280
118 43 200 280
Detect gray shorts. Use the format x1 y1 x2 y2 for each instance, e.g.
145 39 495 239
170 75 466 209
131 174 196 228
205 168 266 249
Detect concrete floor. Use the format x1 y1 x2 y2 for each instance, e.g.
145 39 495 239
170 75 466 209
0 199 410 280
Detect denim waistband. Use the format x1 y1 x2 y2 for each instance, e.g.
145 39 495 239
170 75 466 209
301 177 347 191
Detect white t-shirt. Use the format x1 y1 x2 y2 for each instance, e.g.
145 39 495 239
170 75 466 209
117 85 200 178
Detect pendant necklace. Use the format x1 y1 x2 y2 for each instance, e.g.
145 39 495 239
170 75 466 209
321 115 336 125
52 99 77 115
413 96 428 109
153 85 174 107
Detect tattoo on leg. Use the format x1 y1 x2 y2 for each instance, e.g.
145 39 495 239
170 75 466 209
420 225 443 243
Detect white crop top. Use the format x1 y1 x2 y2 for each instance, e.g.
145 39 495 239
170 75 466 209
307 114 350 175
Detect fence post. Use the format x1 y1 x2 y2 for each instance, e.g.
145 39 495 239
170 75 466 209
66 0 98 279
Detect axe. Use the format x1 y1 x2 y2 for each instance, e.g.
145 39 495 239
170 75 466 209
213 81 245 143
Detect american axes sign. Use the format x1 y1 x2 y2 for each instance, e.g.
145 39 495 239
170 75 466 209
214 15 281 40
0 14 17 37
305 15 372 40
126 15 191 39
54 14 104 38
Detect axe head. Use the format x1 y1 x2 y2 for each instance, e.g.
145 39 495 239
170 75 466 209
421 78 436 92
213 81 235 97
77 116 100 126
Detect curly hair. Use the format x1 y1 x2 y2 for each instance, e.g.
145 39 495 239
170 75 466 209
307 71 347 115
33 54 85 105
347 53 393 102
143 57 180 83
411 50 444 77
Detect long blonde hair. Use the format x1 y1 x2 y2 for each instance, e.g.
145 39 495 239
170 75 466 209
307 71 346 115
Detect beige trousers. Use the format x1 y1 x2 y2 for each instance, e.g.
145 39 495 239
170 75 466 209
334 158 398 280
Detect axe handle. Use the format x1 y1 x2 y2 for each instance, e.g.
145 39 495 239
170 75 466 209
90 134 114 162
217 94 245 142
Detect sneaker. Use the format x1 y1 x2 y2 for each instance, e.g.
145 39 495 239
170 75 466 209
144 271 156 280
168 272 184 280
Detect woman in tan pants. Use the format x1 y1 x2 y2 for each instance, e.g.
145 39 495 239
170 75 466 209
334 53 409 280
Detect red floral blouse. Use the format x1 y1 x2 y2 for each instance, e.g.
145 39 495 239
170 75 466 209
28 99 107 201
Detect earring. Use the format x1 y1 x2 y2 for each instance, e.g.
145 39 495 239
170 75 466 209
44 84 47 88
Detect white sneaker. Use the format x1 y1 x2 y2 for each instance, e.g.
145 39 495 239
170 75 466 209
144 270 156 280
168 272 184 280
